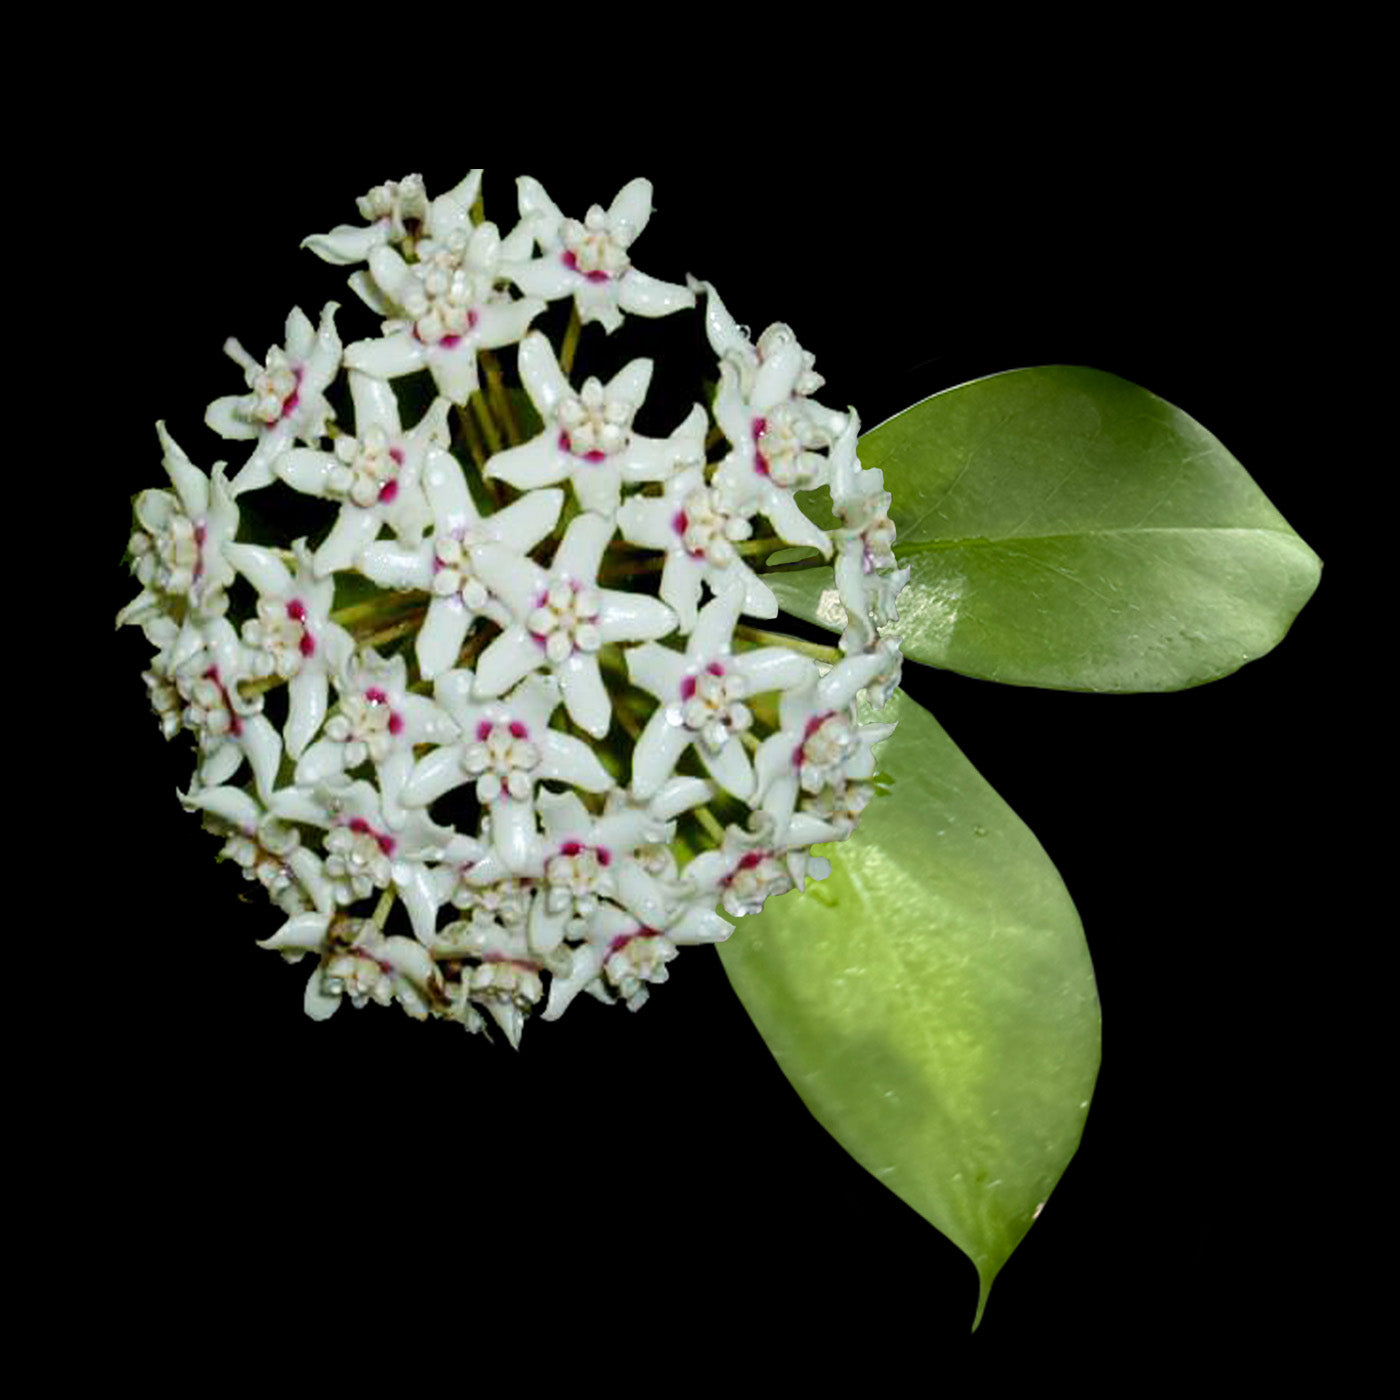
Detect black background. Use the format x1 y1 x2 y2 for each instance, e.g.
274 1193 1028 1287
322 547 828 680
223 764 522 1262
93 142 1348 1366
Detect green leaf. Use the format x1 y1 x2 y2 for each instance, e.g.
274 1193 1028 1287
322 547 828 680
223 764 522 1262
770 366 1321 691
717 688 1100 1329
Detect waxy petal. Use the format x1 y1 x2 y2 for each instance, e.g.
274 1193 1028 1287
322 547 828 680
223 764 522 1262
557 654 612 738
472 546 548 619
343 333 426 380
598 591 676 645
417 598 471 681
358 539 432 590
553 511 614 584
698 738 756 802
474 626 545 698
487 434 567 492
402 745 472 808
516 331 571 417
631 710 691 800
487 488 565 554
537 731 614 792
286 668 328 761
619 269 695 320
608 178 653 243
348 370 403 436
303 222 388 266
314 508 380 574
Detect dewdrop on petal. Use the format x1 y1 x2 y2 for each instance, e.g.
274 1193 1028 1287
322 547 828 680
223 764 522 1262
117 169 907 1042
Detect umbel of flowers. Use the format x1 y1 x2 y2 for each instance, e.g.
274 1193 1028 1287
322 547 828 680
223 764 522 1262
118 171 908 1045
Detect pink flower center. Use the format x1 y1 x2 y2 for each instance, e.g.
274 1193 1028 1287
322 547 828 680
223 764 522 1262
558 839 611 866
379 448 404 503
607 926 658 956
287 599 315 657
752 416 770 476
679 661 726 700
558 430 608 463
279 366 304 421
203 665 241 736
793 711 834 766
562 250 612 284
348 816 396 856
365 686 404 735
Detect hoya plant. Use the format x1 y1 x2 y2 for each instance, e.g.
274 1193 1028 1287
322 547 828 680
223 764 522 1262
115 167 1320 1329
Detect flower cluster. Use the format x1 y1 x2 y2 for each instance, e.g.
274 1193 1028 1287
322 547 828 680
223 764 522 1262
118 171 907 1044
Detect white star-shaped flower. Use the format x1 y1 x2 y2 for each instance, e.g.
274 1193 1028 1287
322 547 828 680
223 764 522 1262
222 538 354 760
518 788 675 959
823 411 907 655
272 372 445 575
511 176 694 333
206 303 342 496
356 456 564 679
180 782 332 917
269 779 456 946
540 786 734 1020
428 914 548 1046
169 617 283 801
689 276 831 403
119 423 238 633
614 461 777 633
399 670 616 874
301 171 438 268
626 587 816 802
471 512 677 738
752 650 898 836
342 211 542 405
294 647 458 826
484 331 706 518
681 811 835 921
260 911 445 1023
689 278 848 556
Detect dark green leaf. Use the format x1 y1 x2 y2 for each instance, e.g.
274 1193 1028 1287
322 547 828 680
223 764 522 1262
770 367 1321 691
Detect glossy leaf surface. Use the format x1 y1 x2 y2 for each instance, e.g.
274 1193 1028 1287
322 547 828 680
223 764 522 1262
769 366 1321 691
718 689 1100 1326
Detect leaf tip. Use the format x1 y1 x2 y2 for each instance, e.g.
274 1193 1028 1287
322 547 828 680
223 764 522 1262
971 1274 992 1333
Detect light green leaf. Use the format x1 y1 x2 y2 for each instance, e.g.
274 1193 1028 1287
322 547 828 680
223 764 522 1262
770 366 1321 691
718 688 1100 1327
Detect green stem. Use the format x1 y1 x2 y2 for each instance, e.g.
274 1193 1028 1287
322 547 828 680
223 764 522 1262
481 350 521 444
330 594 427 630
758 555 837 575
454 402 488 472
372 885 397 930
359 610 427 654
559 305 582 376
731 535 787 557
469 388 504 458
693 804 726 845
735 623 841 664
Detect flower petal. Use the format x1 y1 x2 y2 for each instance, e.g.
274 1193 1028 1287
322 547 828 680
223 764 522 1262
557 654 612 738
343 333 425 380
630 709 690 800
487 434 567 492
537 731 615 792
598 591 676 645
698 737 756 802
487 487 564 554
553 511 614 584
417 598 471 680
474 626 544 698
618 269 695 320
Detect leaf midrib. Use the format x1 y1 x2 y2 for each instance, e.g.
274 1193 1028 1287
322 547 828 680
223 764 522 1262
888 523 1305 556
